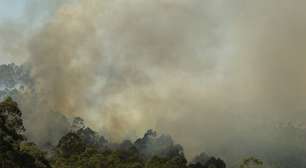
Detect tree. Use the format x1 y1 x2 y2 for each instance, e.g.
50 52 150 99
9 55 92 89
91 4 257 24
240 157 263 168
0 97 51 168
189 156 226 168
56 132 86 157
71 117 85 132
0 96 25 146
0 96 25 165
145 155 187 168
20 142 52 168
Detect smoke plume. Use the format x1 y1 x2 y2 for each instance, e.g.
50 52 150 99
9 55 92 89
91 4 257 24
2 0 306 164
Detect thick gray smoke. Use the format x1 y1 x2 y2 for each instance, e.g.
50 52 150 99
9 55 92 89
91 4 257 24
1 0 306 164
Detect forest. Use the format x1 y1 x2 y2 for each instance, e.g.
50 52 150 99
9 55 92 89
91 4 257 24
0 63 306 168
0 96 267 168
1 1 306 167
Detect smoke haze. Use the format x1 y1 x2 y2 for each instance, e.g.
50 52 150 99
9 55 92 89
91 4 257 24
1 0 306 164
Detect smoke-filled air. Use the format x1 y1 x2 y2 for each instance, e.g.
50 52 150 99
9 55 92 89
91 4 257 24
1 0 306 168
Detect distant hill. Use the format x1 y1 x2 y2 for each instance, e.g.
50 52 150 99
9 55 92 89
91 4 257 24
0 63 31 89
0 63 32 100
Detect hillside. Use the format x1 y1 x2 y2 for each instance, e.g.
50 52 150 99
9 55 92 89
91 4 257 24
0 97 227 168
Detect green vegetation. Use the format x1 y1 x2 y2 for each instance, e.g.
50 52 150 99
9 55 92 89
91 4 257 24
240 157 263 168
0 97 50 168
0 97 247 168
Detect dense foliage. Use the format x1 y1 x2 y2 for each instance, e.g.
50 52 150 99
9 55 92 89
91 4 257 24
0 97 230 168
0 97 50 168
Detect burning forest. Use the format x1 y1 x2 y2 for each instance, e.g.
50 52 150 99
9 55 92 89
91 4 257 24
1 0 306 168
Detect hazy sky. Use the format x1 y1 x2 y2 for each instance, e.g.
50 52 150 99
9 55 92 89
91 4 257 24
0 0 27 64
0 1 26 21
0 0 63 64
